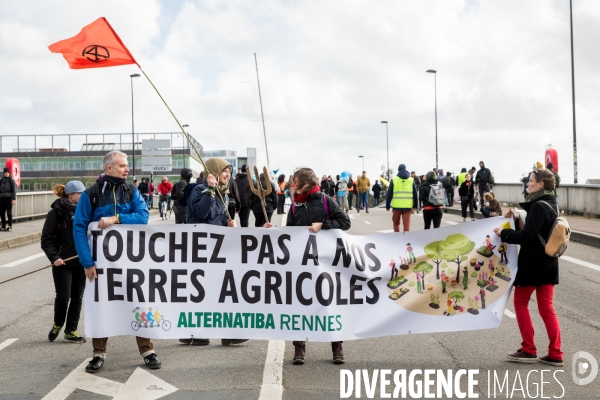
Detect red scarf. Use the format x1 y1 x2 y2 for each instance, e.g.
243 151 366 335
294 185 320 203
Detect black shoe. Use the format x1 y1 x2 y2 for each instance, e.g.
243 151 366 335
538 355 564 367
48 324 61 342
85 356 104 373
144 353 162 369
0 227 5 232
6 226 11 232
179 338 210 346
221 339 249 346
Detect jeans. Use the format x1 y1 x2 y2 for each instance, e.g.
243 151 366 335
337 193 349 211
481 207 491 218
239 207 251 227
358 192 369 211
142 194 151 209
479 184 490 205
461 198 475 219
392 209 412 232
514 285 563 360
52 260 86 332
0 198 13 228
423 208 443 229
374 195 380 207
253 209 273 227
158 194 171 213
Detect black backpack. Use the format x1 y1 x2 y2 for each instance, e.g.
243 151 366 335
89 182 135 215
176 182 201 207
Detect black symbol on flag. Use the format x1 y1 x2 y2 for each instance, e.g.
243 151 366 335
82 45 110 63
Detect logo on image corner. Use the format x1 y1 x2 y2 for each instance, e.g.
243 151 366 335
131 307 171 332
572 351 598 386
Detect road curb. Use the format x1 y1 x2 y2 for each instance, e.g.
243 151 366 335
443 206 600 249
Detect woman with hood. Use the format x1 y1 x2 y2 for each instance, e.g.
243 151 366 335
286 167 351 365
419 171 444 229
183 158 247 347
458 173 476 222
41 181 87 344
250 173 278 227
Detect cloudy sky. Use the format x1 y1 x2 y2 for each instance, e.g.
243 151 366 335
0 0 599 183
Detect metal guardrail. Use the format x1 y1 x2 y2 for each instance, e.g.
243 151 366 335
491 183 600 215
14 191 55 219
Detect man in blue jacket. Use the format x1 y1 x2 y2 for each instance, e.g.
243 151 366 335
73 151 160 373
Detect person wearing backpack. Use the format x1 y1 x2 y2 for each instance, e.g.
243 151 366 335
443 172 454 206
286 167 350 365
42 181 86 344
493 168 563 367
458 173 476 222
337 177 349 213
171 168 192 224
386 164 417 232
419 171 444 229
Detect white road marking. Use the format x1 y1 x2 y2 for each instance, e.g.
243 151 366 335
259 340 285 400
0 338 18 352
444 221 459 225
562 256 600 273
113 368 178 400
364 221 372 225
377 229 395 233
0 252 46 268
504 309 516 319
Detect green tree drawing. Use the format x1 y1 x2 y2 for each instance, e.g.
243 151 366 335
438 234 475 284
424 241 444 280
449 290 465 308
413 261 433 288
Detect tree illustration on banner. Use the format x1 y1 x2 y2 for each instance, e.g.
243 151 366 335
449 290 465 310
438 234 475 285
413 261 433 294
424 241 444 280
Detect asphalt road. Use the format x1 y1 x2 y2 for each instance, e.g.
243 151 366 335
1 207 599 399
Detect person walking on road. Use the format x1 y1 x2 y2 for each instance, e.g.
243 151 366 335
386 164 417 232
157 176 173 218
138 177 151 209
286 167 350 365
320 175 330 194
347 175 356 210
459 173 476 222
372 180 382 207
73 151 160 373
0 167 16 232
419 171 444 229
356 171 370 213
443 172 455 206
276 174 286 214
171 168 193 224
337 177 349 213
184 157 249 347
493 168 563 367
235 165 252 227
475 161 491 205
42 181 87 344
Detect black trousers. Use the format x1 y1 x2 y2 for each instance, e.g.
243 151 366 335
479 184 490 204
277 194 286 214
253 209 274 227
52 260 86 332
228 206 237 225
239 207 251 227
461 198 475 219
423 208 443 229
173 205 187 224
445 188 454 205
0 198 13 228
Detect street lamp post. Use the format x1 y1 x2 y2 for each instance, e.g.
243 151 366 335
130 73 141 180
359 155 364 171
569 0 578 183
426 69 438 171
381 121 389 180
182 124 189 169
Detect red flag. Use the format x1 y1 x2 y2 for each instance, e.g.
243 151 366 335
49 17 137 69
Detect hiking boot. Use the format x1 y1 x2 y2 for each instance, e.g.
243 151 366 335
179 338 210 346
332 342 345 364
144 353 162 369
221 339 249 346
48 324 62 342
85 356 104 373
64 330 86 344
539 356 564 367
293 342 305 365
506 349 538 363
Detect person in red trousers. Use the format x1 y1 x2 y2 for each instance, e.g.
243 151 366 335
493 168 563 367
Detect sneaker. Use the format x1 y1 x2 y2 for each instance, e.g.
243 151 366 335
471 218 476 221
506 349 538 363
85 356 104 373
293 342 306 365
179 338 210 346
463 218 466 222
64 330 86 344
539 355 564 367
0 227 5 232
221 339 249 346
48 324 62 342
5 226 11 232
332 342 345 364
144 353 162 369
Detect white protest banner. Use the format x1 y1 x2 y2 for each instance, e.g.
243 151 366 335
84 217 517 341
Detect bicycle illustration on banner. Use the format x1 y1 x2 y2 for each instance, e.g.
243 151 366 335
131 307 171 331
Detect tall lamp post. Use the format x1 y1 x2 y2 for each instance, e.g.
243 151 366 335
359 155 364 171
130 73 141 180
426 69 438 171
569 0 578 183
381 121 389 180
182 124 189 169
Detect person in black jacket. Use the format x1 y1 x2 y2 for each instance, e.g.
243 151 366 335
235 165 252 227
228 178 241 223
250 173 278 227
41 181 87 344
372 180 382 207
475 161 491 205
172 168 193 224
458 173 476 222
494 168 563 366
286 167 350 365
0 167 17 232
419 171 443 229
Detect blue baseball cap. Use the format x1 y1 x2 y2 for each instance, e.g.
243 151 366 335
64 180 85 194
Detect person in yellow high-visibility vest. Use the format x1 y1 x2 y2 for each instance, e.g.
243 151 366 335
456 168 468 188
385 164 417 232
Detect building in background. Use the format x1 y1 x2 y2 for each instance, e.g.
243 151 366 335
0 133 203 191
202 148 257 174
